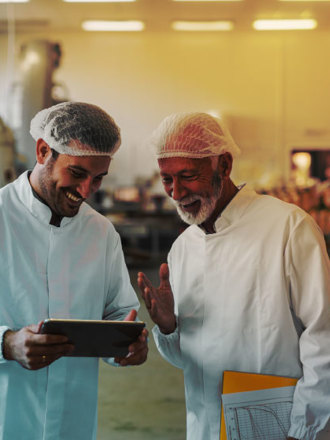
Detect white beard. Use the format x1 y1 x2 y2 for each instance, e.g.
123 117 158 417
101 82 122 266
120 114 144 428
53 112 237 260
171 185 221 226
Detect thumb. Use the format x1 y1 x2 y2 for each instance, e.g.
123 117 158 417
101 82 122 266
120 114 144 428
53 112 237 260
28 322 43 334
159 263 170 288
124 309 137 322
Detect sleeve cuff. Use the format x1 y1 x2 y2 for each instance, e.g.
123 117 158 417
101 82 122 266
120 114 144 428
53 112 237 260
0 326 11 364
152 324 179 341
288 425 330 440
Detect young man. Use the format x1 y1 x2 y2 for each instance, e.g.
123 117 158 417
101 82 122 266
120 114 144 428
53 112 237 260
138 112 330 440
0 102 148 440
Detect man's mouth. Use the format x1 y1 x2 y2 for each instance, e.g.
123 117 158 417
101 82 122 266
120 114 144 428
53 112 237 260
65 191 82 203
180 199 200 213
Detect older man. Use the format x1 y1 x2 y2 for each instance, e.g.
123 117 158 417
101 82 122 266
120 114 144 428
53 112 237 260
0 102 148 440
138 112 330 440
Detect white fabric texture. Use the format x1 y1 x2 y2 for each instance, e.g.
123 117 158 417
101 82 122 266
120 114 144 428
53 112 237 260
153 185 330 440
149 112 241 159
0 171 139 440
30 102 121 157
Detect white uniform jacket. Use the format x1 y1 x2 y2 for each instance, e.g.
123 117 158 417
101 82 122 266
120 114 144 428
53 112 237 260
153 184 330 440
0 172 140 440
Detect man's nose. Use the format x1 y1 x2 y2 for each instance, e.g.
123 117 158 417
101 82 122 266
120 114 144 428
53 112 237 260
171 179 187 201
77 178 93 199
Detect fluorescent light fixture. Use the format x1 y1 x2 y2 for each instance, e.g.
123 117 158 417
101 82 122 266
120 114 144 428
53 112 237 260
64 0 135 2
279 0 330 2
173 0 242 2
0 0 29 3
253 19 317 30
172 20 234 31
82 20 145 31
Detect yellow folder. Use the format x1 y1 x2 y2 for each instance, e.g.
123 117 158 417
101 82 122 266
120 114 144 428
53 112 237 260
220 370 299 440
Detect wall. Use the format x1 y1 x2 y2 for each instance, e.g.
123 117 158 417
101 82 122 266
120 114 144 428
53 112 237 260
0 29 329 188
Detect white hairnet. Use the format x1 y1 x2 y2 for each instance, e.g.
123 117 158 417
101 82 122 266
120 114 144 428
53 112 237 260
30 101 121 157
150 112 240 159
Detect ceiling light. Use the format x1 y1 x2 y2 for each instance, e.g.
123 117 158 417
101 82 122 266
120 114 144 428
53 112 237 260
82 20 145 31
279 0 330 2
0 0 29 3
253 19 317 30
172 21 234 31
173 0 242 2
64 0 135 3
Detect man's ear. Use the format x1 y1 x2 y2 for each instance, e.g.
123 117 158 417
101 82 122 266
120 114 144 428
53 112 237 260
218 153 233 178
36 139 52 164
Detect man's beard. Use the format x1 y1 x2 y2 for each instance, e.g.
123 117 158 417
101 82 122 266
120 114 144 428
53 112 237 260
38 159 58 213
38 159 81 218
171 173 222 226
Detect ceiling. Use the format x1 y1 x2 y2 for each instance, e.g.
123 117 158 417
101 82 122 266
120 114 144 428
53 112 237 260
1 0 330 34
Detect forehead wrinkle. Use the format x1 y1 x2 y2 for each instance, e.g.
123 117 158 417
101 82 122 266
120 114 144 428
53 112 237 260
160 167 199 176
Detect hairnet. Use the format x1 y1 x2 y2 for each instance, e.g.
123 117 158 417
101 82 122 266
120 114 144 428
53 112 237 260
150 112 240 159
30 101 121 157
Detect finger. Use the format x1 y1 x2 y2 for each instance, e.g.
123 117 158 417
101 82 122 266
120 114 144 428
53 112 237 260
137 274 145 293
27 321 44 333
127 341 145 356
30 333 70 345
150 298 158 318
23 351 66 370
38 352 65 369
125 350 148 366
137 272 146 286
44 347 73 360
27 323 43 334
124 309 137 322
137 272 153 291
118 346 148 366
159 263 171 288
128 329 148 353
114 352 133 364
26 346 74 360
143 288 152 310
39 353 61 367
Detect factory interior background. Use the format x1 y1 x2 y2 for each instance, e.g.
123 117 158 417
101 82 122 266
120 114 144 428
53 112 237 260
0 0 329 439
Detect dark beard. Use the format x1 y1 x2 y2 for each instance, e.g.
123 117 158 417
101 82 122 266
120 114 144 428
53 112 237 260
37 158 59 215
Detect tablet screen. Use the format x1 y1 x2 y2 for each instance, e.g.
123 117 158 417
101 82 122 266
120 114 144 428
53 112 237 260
39 318 145 357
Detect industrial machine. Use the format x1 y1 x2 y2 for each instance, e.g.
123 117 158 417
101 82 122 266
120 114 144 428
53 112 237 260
0 117 15 188
9 40 67 172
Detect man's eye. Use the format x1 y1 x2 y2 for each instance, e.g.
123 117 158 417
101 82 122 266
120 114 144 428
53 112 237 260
70 169 84 178
162 177 172 184
182 174 197 180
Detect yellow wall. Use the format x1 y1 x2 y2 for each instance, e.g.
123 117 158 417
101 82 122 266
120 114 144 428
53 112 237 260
0 29 329 187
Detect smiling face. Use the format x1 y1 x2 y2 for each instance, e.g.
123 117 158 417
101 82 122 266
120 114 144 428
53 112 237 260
32 140 110 218
158 156 223 226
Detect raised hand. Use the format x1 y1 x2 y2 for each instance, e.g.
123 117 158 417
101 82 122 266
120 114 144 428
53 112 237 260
137 263 176 334
3 322 74 370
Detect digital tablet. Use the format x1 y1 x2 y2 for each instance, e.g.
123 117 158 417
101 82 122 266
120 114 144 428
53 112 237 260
39 318 145 358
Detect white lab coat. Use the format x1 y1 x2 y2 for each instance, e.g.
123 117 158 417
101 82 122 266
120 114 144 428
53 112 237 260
0 171 140 440
153 185 330 440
